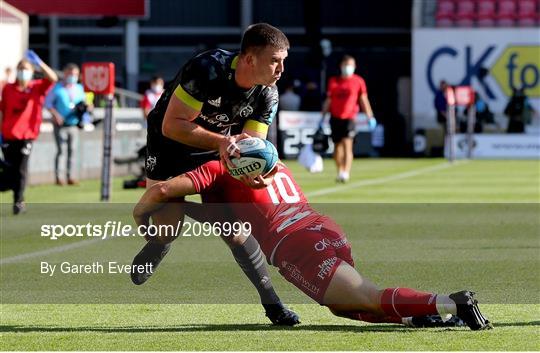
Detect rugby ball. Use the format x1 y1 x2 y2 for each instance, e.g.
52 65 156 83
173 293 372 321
228 138 278 179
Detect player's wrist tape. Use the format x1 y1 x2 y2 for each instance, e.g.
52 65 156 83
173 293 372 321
227 142 239 154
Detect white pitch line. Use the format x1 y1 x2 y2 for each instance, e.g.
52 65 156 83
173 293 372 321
305 160 467 198
0 238 103 265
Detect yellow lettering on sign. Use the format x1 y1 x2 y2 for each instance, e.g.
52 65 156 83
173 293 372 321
492 46 540 97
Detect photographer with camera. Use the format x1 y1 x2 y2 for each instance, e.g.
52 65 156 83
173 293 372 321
45 63 90 186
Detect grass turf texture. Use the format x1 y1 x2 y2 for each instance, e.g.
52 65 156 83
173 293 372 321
1 159 539 351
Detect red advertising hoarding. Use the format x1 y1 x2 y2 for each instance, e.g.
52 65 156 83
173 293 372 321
6 0 147 17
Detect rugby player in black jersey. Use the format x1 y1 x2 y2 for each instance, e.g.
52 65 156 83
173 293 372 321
132 23 299 325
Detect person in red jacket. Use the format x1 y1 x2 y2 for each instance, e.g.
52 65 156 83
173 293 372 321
322 55 374 182
0 51 58 214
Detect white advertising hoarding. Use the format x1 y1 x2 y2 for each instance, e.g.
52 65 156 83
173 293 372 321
278 111 376 157
413 28 540 129
445 134 540 159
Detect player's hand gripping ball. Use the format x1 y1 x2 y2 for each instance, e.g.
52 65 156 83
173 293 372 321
227 137 278 179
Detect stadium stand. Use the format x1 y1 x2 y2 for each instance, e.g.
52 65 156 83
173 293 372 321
434 0 540 27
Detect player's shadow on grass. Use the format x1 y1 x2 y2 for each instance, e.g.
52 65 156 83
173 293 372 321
0 323 430 333
2 321 538 333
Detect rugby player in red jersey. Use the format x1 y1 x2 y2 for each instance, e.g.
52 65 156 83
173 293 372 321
133 160 492 330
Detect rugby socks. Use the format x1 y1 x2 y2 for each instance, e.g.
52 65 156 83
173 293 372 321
435 295 458 317
230 235 281 305
380 287 439 318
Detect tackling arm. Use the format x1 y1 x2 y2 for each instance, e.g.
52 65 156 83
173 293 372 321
133 174 197 228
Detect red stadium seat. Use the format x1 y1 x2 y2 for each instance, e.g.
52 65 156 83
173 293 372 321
437 0 456 15
456 0 476 16
517 0 536 13
477 11 497 26
517 0 537 16
497 0 517 15
477 0 497 16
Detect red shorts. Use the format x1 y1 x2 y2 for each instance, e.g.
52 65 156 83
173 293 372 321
273 216 354 304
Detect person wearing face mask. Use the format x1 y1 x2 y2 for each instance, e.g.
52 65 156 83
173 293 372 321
45 63 87 186
0 50 58 214
141 75 165 119
321 55 375 183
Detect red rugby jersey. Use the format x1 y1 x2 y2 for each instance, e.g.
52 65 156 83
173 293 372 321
186 160 321 258
327 74 367 119
0 79 53 140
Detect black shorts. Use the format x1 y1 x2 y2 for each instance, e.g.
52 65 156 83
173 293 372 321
145 116 218 180
330 117 356 143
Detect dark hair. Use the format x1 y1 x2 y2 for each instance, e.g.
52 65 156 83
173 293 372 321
341 55 355 64
151 75 164 82
17 58 32 69
240 23 289 54
63 63 79 71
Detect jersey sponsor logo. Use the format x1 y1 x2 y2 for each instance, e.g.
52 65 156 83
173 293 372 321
307 224 323 232
146 155 157 172
281 261 320 296
198 114 237 128
314 237 347 251
208 97 221 107
317 257 338 280
314 238 330 251
239 104 254 118
215 113 229 122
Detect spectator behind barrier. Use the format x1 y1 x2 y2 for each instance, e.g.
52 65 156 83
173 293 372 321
0 51 58 214
45 63 89 186
141 75 164 119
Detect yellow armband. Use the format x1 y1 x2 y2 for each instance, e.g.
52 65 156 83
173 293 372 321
174 85 203 111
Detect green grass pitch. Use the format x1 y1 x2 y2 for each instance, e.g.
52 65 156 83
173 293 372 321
1 158 539 351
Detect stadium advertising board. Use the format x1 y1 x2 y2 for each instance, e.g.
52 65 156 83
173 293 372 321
413 28 540 128
278 111 324 158
279 111 377 158
5 0 147 17
445 134 540 159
